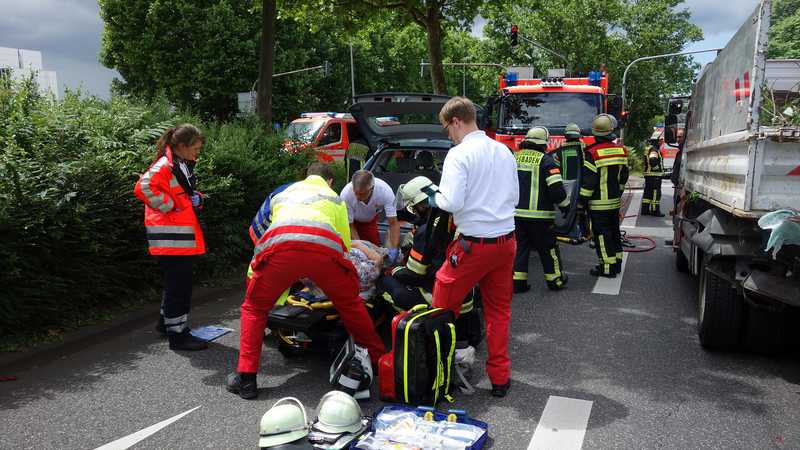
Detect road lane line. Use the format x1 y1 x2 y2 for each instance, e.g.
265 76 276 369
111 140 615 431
94 406 201 450
527 396 593 450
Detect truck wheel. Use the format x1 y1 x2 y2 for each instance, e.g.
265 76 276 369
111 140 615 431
675 248 689 273
697 256 744 350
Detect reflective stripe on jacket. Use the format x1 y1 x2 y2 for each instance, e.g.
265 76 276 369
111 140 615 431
554 141 584 181
250 175 351 269
579 142 629 211
134 147 206 255
514 148 568 220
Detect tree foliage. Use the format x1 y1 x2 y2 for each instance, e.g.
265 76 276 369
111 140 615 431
768 0 800 59
480 0 702 144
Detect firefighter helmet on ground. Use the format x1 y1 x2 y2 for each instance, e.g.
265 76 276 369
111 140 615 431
313 391 363 434
565 123 581 139
258 397 310 448
524 126 549 145
591 114 617 137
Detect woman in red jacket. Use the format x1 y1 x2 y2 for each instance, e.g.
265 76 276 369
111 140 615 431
134 124 208 351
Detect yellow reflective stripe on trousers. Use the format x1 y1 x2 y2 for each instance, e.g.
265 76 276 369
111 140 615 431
589 198 621 210
550 247 561 278
445 323 456 402
513 271 528 281
597 235 615 264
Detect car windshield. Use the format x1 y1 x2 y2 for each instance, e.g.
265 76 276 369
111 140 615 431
285 121 324 142
499 92 602 133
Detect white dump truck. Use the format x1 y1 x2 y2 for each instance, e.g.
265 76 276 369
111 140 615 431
670 0 800 353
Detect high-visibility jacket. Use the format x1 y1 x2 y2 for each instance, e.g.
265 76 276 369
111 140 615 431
553 140 584 181
134 147 206 256
251 175 351 269
579 141 629 211
643 145 664 177
514 148 569 220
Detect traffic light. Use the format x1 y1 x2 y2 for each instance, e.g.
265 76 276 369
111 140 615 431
510 24 519 47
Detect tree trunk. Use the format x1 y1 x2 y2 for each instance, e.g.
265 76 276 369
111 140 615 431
257 0 277 125
424 8 447 95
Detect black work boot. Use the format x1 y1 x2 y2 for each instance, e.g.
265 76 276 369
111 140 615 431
513 281 531 294
168 330 208 351
227 372 258 399
589 266 616 278
491 380 511 398
547 274 568 291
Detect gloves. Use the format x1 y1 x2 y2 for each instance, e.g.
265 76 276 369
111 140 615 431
191 193 202 207
387 248 400 265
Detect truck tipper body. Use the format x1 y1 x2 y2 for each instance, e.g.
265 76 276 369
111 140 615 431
671 0 800 353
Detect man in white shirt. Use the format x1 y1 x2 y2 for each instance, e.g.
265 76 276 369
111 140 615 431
426 96 519 398
340 170 401 263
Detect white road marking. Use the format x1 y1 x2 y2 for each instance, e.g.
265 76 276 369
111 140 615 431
620 188 643 228
591 252 629 295
94 406 201 450
527 395 593 450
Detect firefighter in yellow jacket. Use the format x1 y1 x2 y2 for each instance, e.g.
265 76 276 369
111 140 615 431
641 132 665 217
513 127 570 293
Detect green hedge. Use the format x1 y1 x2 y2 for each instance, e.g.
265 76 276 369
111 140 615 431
0 78 311 337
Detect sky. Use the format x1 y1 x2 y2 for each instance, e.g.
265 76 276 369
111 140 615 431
0 0 761 100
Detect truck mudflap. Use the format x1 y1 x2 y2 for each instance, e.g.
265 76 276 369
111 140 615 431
742 270 800 307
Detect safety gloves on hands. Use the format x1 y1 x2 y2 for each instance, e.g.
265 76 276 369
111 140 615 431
191 193 202 207
386 248 400 265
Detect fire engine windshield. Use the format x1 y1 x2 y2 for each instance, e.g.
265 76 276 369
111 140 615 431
285 121 325 143
499 92 602 134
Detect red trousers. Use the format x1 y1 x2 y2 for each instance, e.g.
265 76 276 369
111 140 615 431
353 215 381 246
237 249 385 374
432 235 516 385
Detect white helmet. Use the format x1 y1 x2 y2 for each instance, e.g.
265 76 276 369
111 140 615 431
398 176 437 213
258 397 310 448
313 391 363 434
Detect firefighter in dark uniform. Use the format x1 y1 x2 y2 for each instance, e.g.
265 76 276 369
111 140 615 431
641 132 665 217
376 176 482 347
553 123 584 181
513 127 570 293
580 114 629 278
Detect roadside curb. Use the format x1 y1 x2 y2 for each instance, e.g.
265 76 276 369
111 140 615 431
0 281 245 373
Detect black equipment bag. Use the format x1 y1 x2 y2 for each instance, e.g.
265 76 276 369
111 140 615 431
392 304 456 406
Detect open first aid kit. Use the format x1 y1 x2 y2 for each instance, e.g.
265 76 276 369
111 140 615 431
351 405 488 450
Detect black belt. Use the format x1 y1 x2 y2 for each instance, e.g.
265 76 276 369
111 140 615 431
461 230 514 244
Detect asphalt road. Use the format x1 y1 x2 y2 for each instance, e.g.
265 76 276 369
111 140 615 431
2 181 799 450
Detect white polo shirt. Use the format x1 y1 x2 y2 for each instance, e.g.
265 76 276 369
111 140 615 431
434 130 519 238
340 177 397 223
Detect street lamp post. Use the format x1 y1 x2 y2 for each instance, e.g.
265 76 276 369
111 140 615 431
620 48 722 140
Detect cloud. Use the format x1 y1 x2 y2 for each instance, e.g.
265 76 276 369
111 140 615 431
682 0 760 35
0 0 118 98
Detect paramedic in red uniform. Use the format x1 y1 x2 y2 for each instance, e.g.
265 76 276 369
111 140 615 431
426 97 519 398
226 163 385 400
134 124 209 352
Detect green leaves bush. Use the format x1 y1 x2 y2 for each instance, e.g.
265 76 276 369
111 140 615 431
0 78 311 338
